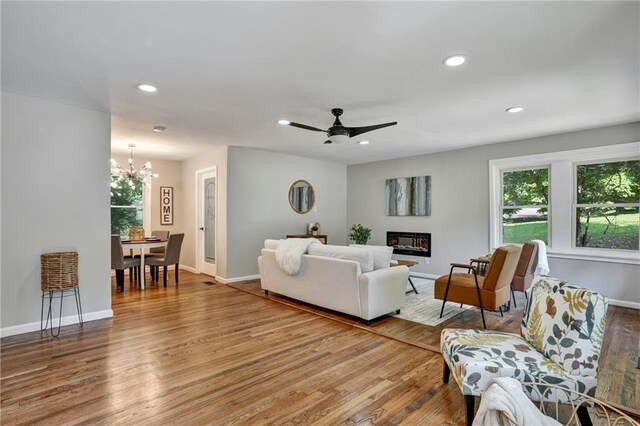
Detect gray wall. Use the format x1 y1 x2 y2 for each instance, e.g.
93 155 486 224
226 146 347 278
1 92 112 334
347 122 640 304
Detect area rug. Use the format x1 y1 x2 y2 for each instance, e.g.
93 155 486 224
392 278 470 326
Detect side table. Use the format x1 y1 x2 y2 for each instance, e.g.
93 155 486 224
391 259 419 294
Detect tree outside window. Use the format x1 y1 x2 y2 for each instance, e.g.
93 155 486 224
575 160 639 250
110 177 143 237
501 167 549 245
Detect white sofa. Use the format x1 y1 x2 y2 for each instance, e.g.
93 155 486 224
258 240 409 323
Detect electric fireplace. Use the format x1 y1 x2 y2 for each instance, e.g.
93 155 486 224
387 232 431 257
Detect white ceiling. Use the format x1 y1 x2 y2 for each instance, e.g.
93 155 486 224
2 2 639 164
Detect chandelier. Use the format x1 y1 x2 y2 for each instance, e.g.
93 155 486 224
110 143 159 189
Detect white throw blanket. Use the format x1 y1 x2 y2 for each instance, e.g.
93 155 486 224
473 378 561 426
275 238 319 275
532 239 550 276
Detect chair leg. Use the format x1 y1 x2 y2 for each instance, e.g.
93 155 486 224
465 395 475 426
264 290 269 296
499 306 503 317
129 268 133 284
524 291 528 301
511 287 517 308
440 268 454 318
577 406 592 426
163 265 168 287
472 275 486 329
443 362 450 384
175 264 179 284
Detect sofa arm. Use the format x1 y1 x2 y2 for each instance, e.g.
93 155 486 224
358 266 409 320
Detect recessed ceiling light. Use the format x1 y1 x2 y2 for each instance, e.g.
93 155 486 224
358 140 370 145
153 126 166 133
278 119 291 125
136 83 157 93
443 55 466 67
506 106 524 113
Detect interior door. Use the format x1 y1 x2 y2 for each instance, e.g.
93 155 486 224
198 169 216 276
203 177 216 275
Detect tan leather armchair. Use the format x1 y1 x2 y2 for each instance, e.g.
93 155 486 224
511 241 538 306
434 245 522 328
469 241 539 308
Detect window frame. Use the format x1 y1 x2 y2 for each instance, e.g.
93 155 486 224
500 165 551 247
572 158 640 251
110 179 151 237
489 142 640 265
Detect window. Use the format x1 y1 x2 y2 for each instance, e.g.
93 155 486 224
490 142 640 264
575 160 640 250
502 167 549 244
110 177 143 237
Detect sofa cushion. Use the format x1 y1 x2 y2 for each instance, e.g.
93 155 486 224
350 244 393 270
308 244 374 273
264 239 285 250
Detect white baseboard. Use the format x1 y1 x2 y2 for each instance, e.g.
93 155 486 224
216 274 260 284
180 265 197 274
608 298 640 310
0 309 113 338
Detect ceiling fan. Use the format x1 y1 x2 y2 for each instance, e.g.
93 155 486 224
279 108 397 144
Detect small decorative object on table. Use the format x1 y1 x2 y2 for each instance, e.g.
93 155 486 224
310 222 320 236
349 224 372 245
40 251 83 337
129 226 145 241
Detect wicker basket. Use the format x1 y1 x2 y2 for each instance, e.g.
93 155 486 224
41 252 78 291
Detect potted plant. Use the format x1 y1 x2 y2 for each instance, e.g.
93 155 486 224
310 223 319 236
348 224 372 245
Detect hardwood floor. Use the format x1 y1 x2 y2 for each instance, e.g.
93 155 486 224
230 279 640 413
1 271 638 425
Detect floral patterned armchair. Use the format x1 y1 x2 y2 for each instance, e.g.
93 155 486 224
441 276 609 426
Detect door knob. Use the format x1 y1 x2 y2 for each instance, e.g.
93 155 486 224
199 227 204 231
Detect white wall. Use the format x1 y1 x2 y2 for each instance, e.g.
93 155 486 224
1 92 112 336
347 122 640 305
226 146 347 278
111 155 183 236
180 146 228 277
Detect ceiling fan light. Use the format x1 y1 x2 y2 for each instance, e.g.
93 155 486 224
506 106 524 113
278 119 291 125
329 134 350 144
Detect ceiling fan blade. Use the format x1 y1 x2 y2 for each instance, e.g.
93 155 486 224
323 140 332 144
346 121 397 137
288 122 327 133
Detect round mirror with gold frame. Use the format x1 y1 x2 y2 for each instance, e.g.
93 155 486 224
288 180 315 214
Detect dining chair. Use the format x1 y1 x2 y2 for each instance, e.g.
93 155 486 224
146 233 184 287
111 235 141 291
434 245 521 329
148 230 170 256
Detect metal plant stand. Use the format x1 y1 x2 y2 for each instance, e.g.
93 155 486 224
40 252 83 337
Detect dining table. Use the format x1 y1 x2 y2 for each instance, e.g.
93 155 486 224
121 239 168 289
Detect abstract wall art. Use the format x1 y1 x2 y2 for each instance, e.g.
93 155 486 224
385 175 431 216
